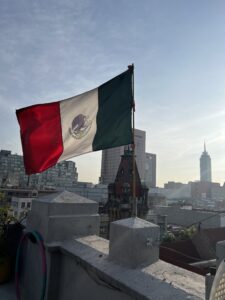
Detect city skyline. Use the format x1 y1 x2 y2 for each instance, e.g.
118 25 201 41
1 1 225 187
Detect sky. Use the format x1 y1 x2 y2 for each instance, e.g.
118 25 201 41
1 0 225 187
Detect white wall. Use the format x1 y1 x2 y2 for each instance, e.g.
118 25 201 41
11 196 33 219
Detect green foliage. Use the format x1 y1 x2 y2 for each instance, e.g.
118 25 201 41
0 206 14 224
0 192 6 202
162 232 176 242
162 225 197 243
177 225 197 240
0 206 16 239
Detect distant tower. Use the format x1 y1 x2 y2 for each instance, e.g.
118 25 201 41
200 142 211 182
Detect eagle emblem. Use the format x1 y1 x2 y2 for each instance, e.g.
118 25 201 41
69 114 92 139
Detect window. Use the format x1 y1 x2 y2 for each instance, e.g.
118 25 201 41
21 202 25 208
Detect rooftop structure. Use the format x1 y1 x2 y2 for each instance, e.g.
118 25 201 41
11 191 205 300
6 192 225 299
155 206 225 229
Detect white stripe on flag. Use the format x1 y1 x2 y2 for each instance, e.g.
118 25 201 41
58 88 98 162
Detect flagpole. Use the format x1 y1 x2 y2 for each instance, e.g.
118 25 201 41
128 64 136 217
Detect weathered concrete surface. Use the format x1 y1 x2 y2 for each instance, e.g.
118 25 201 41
27 190 100 242
19 194 205 300
51 235 205 300
19 191 100 300
32 190 99 215
109 217 160 268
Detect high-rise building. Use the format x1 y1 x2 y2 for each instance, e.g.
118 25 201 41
36 160 78 188
144 153 156 188
200 143 212 182
0 150 28 187
0 150 78 188
100 129 146 184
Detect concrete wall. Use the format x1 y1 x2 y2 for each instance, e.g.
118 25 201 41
19 192 205 300
57 252 133 300
19 235 205 300
155 206 222 229
45 236 204 300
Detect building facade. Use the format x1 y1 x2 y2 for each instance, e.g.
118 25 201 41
200 143 212 182
0 150 78 188
144 153 156 188
103 148 149 222
11 196 34 219
191 181 220 200
0 150 28 187
100 129 146 184
37 160 78 189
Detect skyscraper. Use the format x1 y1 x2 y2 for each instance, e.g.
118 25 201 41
200 142 212 182
144 153 156 188
100 129 146 184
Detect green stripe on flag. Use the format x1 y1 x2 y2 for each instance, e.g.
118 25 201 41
93 69 133 151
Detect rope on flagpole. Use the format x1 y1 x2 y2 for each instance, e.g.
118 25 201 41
128 64 136 217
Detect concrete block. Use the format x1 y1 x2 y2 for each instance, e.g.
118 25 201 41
109 217 160 268
31 190 98 216
47 214 100 242
27 190 100 242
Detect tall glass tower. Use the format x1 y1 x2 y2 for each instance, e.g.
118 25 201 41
200 142 211 182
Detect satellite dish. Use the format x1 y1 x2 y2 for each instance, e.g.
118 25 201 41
209 259 225 300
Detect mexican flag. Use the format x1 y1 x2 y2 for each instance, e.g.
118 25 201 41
16 68 133 174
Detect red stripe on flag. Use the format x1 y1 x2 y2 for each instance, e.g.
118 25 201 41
16 102 63 174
